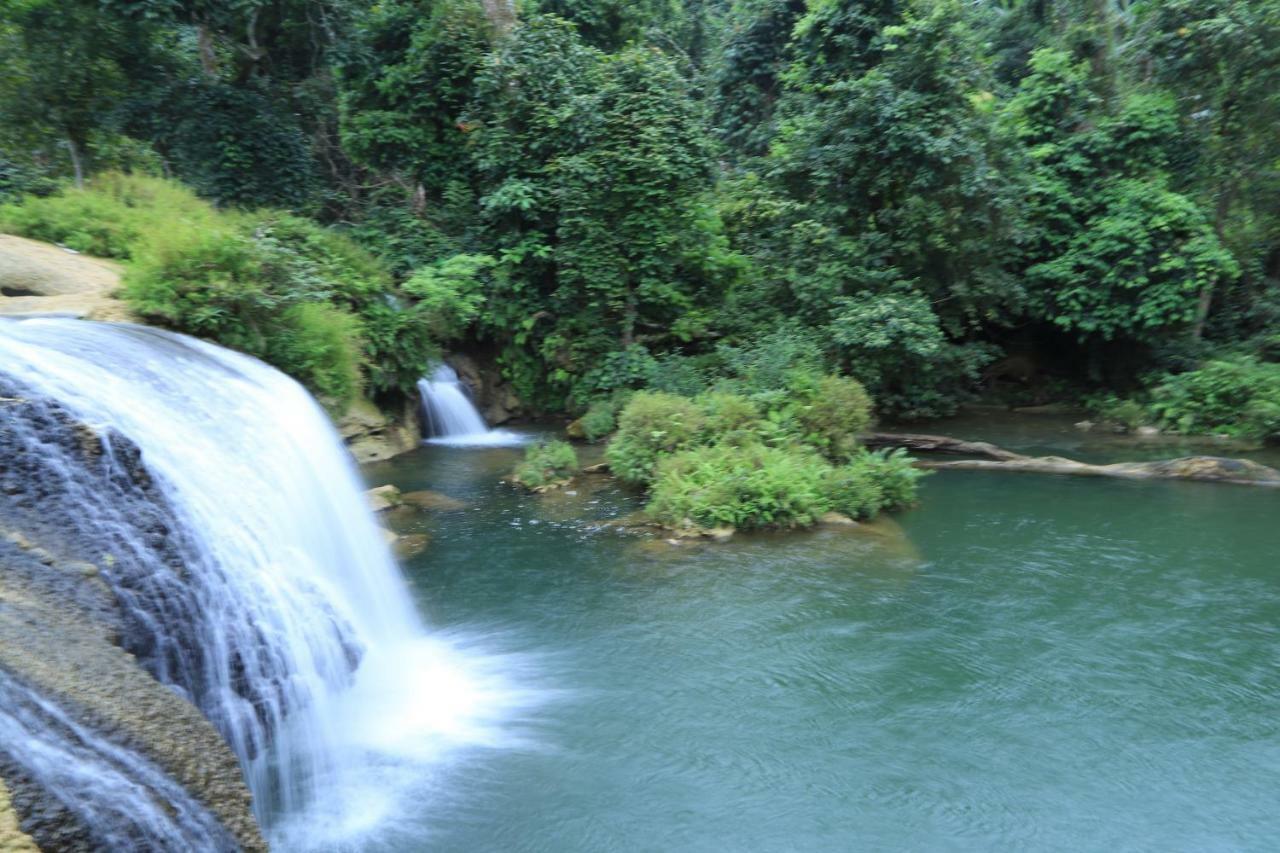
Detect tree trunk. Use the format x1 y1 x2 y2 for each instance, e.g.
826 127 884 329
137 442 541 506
197 23 219 77
66 136 85 189
481 0 517 39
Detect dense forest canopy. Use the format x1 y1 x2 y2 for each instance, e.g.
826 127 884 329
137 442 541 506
2 0 1278 431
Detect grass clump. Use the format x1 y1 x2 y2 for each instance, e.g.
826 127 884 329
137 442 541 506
513 440 579 490
0 172 215 258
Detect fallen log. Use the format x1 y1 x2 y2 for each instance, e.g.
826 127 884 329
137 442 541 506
866 432 1280 487
916 455 1280 487
862 432 1023 461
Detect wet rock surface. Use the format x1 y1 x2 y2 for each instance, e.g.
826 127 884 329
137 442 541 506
0 377 265 850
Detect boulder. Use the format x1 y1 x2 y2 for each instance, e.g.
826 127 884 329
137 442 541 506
337 399 417 464
365 484 402 512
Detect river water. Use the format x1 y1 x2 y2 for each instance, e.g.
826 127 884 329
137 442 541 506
364 416 1280 852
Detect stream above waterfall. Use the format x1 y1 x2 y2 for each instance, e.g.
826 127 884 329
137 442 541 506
366 420 1280 852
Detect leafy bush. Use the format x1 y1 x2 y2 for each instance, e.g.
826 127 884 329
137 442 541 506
829 293 996 418
514 440 579 489
123 208 391 410
573 345 661 405
401 253 494 340
821 450 923 520
647 442 831 530
782 373 873 460
851 449 925 511
577 397 624 442
605 392 707 485
267 303 366 407
1149 357 1280 441
821 459 884 520
714 328 826 397
0 172 215 258
698 392 763 438
1088 395 1149 432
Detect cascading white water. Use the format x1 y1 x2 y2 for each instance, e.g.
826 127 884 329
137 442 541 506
417 364 525 447
0 670 238 851
0 319 538 848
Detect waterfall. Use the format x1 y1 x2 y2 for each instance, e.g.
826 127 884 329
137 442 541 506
0 319 536 849
417 364 525 447
0 670 238 851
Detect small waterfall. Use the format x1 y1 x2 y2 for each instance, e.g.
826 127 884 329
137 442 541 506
0 319 536 848
417 364 525 446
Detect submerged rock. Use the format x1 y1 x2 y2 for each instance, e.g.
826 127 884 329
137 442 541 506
393 533 431 560
400 489 468 512
365 484 402 512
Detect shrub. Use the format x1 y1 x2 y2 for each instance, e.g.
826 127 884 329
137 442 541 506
1150 356 1280 441
401 253 494 340
698 392 763 439
821 460 884 520
829 292 996 418
123 209 381 410
572 345 661 405
267 303 366 410
578 397 622 442
853 449 925 511
647 442 831 530
783 373 873 460
1088 395 1148 432
715 328 826 397
605 392 707 485
514 440 579 489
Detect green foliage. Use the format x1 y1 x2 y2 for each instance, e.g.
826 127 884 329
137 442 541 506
7 0 1280 440
822 448 923 519
781 373 873 460
1026 178 1239 342
402 253 495 341
578 398 623 443
467 21 730 409
118 198 396 409
514 439 580 489
0 172 215 258
267 303 366 408
337 0 492 198
698 392 763 439
646 440 924 531
132 80 315 208
1149 357 1280 441
647 441 831 530
1088 395 1149 432
828 293 995 418
605 392 707 485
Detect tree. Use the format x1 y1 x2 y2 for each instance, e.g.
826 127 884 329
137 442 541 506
0 0 139 186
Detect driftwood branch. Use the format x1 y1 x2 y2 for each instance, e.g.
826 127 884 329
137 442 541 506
866 433 1280 487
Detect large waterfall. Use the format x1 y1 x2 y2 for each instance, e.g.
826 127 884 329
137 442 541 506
417 364 524 447
0 319 533 849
